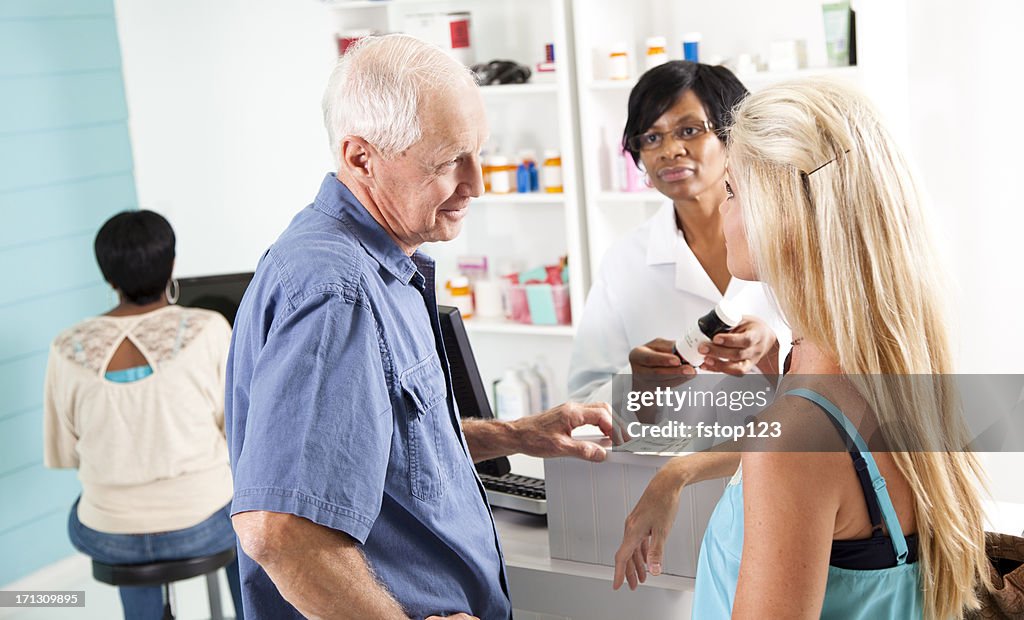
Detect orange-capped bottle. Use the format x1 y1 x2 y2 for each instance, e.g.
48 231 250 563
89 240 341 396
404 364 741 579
542 150 563 193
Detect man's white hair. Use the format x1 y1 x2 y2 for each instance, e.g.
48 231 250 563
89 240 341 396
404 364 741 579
322 33 475 162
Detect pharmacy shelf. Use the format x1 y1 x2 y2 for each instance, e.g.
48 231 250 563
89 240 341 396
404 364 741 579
572 0 871 274
480 82 559 96
586 65 861 94
740 64 861 90
595 191 663 204
474 193 566 206
322 0 388 9
464 317 576 337
322 0 455 8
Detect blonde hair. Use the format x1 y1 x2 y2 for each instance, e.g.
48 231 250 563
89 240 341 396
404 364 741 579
728 78 988 619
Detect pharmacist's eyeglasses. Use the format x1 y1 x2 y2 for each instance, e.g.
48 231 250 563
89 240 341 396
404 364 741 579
627 120 714 152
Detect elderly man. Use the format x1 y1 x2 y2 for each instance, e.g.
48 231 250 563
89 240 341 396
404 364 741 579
225 34 613 619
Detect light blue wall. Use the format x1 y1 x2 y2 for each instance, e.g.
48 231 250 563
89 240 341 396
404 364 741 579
0 0 136 584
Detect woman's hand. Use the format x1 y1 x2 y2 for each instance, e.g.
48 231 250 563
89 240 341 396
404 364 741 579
612 458 688 590
700 316 779 376
628 338 698 383
628 338 698 423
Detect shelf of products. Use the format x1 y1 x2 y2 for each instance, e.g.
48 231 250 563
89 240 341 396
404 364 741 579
325 0 871 404
480 82 559 97
572 0 864 272
595 191 663 204
473 193 566 206
326 0 584 404
464 318 576 337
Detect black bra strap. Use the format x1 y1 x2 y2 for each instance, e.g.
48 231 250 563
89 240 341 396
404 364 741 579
812 400 886 535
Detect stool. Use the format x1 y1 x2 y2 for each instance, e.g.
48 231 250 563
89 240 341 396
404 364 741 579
92 546 236 620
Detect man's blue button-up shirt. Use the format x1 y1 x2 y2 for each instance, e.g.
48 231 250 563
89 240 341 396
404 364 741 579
226 173 510 619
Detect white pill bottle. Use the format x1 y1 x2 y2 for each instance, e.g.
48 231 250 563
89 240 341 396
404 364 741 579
674 300 742 367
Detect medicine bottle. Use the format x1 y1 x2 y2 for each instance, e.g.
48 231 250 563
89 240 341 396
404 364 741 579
674 300 742 367
682 32 702 62
481 152 492 193
609 42 630 80
489 155 514 194
495 369 531 420
542 150 563 193
446 276 474 319
644 36 668 71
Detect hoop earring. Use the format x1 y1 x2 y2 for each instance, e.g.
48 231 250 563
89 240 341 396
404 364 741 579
643 173 654 188
166 278 179 304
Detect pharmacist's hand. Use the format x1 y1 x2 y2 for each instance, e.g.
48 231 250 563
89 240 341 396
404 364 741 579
511 402 616 461
613 460 687 591
629 339 697 423
629 338 698 383
426 614 479 620
699 316 777 376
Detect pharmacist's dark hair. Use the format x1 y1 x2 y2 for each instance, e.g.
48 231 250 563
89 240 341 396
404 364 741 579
622 61 749 165
94 210 175 305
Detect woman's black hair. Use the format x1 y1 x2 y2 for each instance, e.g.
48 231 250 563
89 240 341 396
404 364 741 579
94 210 176 305
622 61 749 165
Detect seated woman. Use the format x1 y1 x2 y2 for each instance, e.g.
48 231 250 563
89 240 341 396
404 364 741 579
568 61 789 412
613 79 988 618
43 210 244 619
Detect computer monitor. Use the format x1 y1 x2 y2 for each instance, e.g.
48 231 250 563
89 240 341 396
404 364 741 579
437 305 512 477
176 272 255 327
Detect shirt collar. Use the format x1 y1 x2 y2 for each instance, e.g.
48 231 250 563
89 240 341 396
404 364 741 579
646 200 726 302
645 201 680 266
312 173 419 284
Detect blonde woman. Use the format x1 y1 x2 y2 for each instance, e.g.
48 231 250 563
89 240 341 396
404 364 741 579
613 79 988 619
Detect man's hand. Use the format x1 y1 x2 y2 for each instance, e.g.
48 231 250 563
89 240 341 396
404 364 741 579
510 401 615 461
426 614 479 620
463 402 614 463
699 316 778 376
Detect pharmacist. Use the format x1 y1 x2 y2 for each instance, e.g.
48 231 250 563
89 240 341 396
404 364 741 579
224 34 614 620
568 61 791 410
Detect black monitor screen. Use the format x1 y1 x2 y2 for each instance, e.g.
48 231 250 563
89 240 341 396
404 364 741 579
177 272 254 327
437 305 511 477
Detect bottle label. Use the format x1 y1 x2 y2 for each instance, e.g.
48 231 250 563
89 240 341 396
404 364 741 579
675 328 710 366
452 295 474 318
543 164 563 190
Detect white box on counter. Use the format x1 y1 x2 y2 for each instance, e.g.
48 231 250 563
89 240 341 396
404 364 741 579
544 441 728 579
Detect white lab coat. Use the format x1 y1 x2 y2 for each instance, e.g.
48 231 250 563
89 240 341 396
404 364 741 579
568 201 792 407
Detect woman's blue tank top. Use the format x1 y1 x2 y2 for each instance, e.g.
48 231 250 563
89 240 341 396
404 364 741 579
691 388 923 618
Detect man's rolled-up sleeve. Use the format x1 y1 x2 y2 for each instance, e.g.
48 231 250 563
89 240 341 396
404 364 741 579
231 292 392 544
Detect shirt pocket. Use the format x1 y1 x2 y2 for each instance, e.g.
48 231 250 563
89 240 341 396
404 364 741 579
400 355 452 501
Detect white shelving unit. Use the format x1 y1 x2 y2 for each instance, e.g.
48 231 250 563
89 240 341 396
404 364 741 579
571 0 863 273
325 0 587 410
322 0 879 418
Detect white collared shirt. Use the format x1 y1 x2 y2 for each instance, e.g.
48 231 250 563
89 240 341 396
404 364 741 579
568 201 792 404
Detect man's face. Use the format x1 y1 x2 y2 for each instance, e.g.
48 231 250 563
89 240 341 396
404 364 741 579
368 81 488 254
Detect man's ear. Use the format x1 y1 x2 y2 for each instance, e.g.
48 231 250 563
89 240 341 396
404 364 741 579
339 136 374 182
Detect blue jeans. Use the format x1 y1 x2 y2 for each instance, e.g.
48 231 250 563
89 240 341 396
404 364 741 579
68 499 244 619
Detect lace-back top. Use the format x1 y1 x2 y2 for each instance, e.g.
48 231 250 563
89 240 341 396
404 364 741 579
43 305 235 534
53 306 215 377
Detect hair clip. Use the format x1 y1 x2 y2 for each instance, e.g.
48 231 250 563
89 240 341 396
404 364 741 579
802 149 852 177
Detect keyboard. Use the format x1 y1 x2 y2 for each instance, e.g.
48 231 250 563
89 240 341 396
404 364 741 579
478 473 547 515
